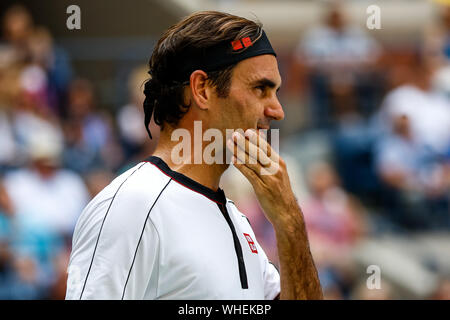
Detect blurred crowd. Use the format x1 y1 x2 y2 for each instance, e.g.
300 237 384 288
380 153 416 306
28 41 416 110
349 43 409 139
0 5 158 299
0 3 449 300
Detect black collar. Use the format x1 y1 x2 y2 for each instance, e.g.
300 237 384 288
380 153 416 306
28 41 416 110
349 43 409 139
144 156 226 205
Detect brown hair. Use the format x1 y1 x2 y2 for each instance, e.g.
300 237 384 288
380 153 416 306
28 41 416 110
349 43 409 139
144 11 262 135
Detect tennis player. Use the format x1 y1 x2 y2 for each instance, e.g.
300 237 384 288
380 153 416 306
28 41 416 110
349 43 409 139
65 11 323 300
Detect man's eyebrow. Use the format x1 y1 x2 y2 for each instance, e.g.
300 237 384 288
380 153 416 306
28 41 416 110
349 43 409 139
251 78 282 91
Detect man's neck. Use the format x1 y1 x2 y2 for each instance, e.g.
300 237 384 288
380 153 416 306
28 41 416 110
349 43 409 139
151 131 228 192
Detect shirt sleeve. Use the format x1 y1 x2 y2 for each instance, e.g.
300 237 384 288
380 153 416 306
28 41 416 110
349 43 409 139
66 187 161 300
256 240 281 300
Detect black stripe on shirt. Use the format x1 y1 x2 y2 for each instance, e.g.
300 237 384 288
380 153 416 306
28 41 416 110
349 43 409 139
217 201 249 290
121 179 172 299
79 163 146 299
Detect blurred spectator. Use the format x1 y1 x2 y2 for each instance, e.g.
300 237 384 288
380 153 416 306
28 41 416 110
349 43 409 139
0 178 44 299
10 63 63 166
63 78 124 173
117 65 160 163
0 245 42 299
295 1 381 128
378 62 450 155
0 4 34 65
375 113 439 194
1 5 72 114
303 161 368 246
374 102 449 230
302 161 368 299
3 128 89 239
27 26 73 114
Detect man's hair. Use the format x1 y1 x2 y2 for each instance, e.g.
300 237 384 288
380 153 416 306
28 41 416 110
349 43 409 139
144 11 262 133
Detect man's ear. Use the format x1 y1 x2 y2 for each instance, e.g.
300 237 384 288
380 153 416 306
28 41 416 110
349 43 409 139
189 70 213 110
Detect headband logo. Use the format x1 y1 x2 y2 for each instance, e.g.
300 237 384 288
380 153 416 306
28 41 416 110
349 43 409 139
231 37 253 51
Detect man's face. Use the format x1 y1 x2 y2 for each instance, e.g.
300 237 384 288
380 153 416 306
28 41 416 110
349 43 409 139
209 54 284 135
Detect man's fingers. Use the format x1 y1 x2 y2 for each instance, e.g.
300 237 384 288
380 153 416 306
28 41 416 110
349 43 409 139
226 137 260 173
226 130 281 178
233 131 273 167
244 130 272 167
244 129 279 164
233 132 259 165
242 130 281 176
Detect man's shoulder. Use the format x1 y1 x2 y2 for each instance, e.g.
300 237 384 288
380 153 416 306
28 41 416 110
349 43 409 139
90 161 169 206
74 161 170 235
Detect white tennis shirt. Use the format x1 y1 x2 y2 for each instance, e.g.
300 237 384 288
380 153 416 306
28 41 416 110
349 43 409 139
65 156 280 300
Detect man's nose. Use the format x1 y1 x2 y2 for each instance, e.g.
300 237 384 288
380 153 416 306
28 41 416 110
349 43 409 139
264 96 284 121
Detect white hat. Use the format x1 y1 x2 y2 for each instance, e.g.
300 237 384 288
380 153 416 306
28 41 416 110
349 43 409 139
27 127 63 164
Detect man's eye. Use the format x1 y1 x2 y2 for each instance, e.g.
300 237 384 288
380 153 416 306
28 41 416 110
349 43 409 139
255 86 265 93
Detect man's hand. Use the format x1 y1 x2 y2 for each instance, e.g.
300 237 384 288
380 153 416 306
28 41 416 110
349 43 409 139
226 129 323 300
226 129 296 228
